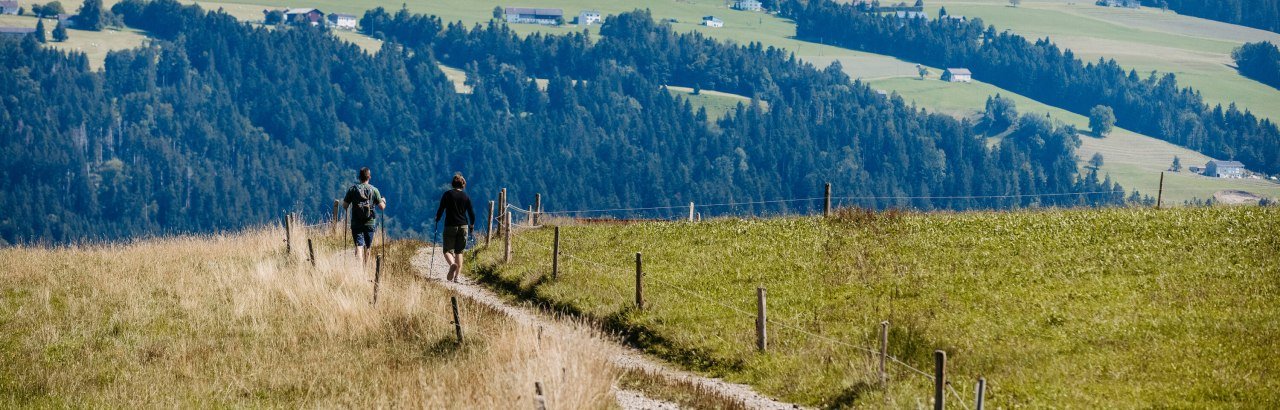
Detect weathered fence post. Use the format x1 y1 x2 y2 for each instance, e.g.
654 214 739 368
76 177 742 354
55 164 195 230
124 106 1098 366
332 199 341 233
486 200 495 246
504 212 513 263
975 377 986 410
934 350 946 410
284 212 293 255
308 239 316 267
635 252 644 309
372 255 382 305
880 321 889 386
688 202 695 222
1157 172 1165 210
552 226 560 279
824 182 832 217
534 381 547 410
534 193 542 226
499 188 507 235
451 296 463 343
756 287 767 352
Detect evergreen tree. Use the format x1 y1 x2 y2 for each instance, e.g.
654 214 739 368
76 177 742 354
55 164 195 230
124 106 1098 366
34 19 46 43
1089 153 1105 170
52 20 68 42
1170 156 1182 172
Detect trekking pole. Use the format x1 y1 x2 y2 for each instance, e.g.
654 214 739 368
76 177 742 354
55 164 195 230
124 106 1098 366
429 225 439 278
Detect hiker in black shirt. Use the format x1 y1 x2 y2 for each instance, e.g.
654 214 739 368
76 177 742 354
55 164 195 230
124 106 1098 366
342 167 387 264
435 174 476 282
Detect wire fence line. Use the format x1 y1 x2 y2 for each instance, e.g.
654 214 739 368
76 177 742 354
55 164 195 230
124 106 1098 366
500 225 973 409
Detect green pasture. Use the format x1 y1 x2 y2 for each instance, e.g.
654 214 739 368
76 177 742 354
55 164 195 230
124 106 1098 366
0 14 149 70
934 0 1280 122
473 207 1280 407
872 76 1280 203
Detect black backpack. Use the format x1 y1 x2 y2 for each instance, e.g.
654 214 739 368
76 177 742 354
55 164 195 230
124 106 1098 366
349 184 376 224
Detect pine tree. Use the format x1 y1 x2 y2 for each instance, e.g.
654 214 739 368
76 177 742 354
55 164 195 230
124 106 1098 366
52 20 68 42
1170 156 1182 172
34 18 47 43
77 0 104 30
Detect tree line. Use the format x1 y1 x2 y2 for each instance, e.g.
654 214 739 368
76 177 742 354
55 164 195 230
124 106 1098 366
0 0 1124 244
1233 41 1280 89
782 0 1280 176
1140 0 1280 33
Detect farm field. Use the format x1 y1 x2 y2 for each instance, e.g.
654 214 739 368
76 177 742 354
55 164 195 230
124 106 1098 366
474 207 1280 407
870 76 1280 203
0 14 149 70
932 0 1280 122
0 227 621 407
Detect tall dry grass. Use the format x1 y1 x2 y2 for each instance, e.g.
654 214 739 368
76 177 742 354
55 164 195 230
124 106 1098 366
0 224 619 408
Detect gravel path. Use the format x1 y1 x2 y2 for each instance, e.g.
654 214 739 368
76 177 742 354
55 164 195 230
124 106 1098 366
411 246 798 410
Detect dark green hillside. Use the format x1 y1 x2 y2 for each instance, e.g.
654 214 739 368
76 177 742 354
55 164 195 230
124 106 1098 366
0 0 1121 244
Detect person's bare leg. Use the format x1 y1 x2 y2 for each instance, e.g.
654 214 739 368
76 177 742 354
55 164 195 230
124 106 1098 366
442 252 457 280
454 253 465 282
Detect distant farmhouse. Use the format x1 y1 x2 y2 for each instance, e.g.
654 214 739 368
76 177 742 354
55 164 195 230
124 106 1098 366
894 10 928 18
505 7 563 25
328 13 357 30
578 10 601 25
0 1 18 15
57 13 75 28
1096 0 1140 8
703 15 724 27
263 8 326 26
0 26 35 37
942 68 972 82
1204 160 1246 178
732 0 764 11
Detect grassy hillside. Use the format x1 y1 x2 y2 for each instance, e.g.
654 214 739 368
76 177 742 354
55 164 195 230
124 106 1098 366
872 76 1280 203
0 226 618 407
933 0 1280 122
0 14 149 70
473 207 1280 407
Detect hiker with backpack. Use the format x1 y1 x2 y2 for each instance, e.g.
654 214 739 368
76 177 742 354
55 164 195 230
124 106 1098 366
435 174 476 282
343 167 387 264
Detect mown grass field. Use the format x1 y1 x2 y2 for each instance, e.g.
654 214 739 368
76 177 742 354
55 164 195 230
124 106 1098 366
0 226 620 407
473 207 1280 407
0 14 149 70
872 76 1280 203
933 0 1280 122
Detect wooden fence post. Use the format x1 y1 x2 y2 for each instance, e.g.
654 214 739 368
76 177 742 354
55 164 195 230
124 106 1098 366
486 200 495 246
934 350 946 410
284 212 293 255
308 239 316 267
975 377 986 410
688 202 695 222
880 321 889 386
552 226 560 279
504 212 513 263
499 188 507 235
1156 172 1165 209
332 199 341 233
372 255 382 305
534 381 547 410
635 252 644 310
534 193 542 226
451 296 463 343
756 287 767 352
824 182 832 217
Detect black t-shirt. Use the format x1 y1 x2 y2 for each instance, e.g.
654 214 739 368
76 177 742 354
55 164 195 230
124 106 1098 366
435 189 476 227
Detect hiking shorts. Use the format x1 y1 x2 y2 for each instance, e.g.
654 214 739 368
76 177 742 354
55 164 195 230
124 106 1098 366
352 226 375 249
442 225 469 254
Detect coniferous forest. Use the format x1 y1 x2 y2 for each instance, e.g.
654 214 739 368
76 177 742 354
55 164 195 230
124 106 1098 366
783 0 1280 176
0 0 1125 244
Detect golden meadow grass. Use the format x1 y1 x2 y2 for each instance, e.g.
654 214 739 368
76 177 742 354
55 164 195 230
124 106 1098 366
0 225 618 407
476 206 1280 407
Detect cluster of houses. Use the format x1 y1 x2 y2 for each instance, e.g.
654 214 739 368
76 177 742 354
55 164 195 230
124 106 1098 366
0 0 19 15
501 8 605 26
262 8 358 30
